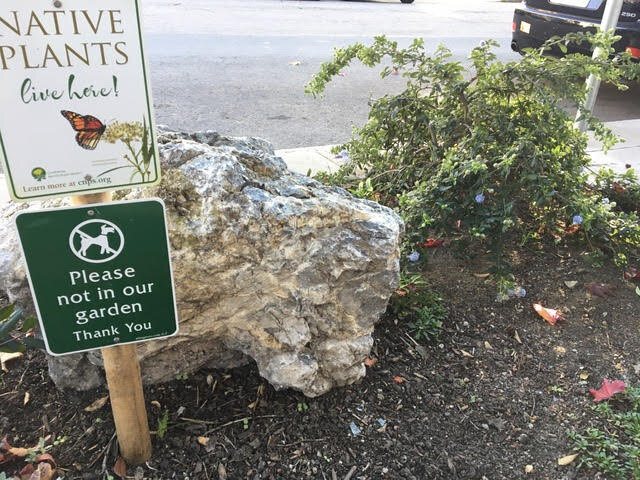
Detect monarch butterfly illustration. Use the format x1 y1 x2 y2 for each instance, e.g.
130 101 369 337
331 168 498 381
60 110 106 150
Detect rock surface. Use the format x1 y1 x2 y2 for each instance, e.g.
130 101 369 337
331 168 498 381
0 132 403 397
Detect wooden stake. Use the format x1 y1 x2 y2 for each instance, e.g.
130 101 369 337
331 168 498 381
71 193 152 465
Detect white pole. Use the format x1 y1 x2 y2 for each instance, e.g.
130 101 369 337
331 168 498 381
575 0 625 132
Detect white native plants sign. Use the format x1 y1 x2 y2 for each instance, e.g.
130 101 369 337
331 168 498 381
0 1 160 201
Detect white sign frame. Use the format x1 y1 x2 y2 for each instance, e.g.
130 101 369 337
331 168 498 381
0 1 161 202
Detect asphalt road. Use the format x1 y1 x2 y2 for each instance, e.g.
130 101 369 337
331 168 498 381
143 0 640 149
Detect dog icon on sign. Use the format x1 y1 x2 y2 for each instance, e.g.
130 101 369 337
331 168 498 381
69 219 125 264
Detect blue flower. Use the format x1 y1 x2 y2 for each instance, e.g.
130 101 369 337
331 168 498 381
336 150 350 160
408 252 420 262
475 193 486 204
602 198 610 205
572 215 583 225
515 287 527 298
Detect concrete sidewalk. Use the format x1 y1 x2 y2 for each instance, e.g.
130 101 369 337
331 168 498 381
587 119 640 175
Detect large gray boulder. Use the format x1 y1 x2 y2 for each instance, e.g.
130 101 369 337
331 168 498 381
0 131 403 397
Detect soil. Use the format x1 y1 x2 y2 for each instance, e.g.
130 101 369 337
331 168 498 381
1 245 639 480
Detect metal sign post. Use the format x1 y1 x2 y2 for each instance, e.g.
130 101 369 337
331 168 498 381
575 0 625 132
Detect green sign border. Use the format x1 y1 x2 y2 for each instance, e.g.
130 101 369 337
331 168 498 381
15 198 179 356
0 0 160 202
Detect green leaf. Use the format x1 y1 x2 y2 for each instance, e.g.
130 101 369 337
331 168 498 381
21 316 37 333
0 308 22 339
0 304 15 321
0 339 26 354
157 410 169 440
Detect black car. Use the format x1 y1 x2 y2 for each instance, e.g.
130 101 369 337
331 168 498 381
512 0 640 57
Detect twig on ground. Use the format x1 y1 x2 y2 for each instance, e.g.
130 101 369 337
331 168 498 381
88 431 115 469
344 466 357 480
201 415 282 435
275 438 329 447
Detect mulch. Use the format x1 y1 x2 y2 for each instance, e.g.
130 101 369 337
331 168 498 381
1 245 639 479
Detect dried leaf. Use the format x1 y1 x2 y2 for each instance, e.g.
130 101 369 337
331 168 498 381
393 376 406 384
23 392 30 406
0 351 23 372
565 224 580 235
484 341 493 350
558 453 579 466
421 238 444 248
533 304 564 326
35 454 56 469
624 267 639 282
589 379 626 403
8 446 31 458
84 395 109 412
612 182 626 194
460 349 474 358
585 282 616 298
197 436 210 446
151 400 162 410
28 462 54 480
514 330 522 344
474 273 491 279
524 464 534 473
564 281 578 289
554 346 566 355
20 463 35 480
363 357 377 367
579 372 590 380
113 457 126 478
218 463 228 480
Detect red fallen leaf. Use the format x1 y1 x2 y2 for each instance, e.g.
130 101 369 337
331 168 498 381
113 457 127 478
612 182 626 194
533 304 564 326
20 463 35 480
422 238 444 248
585 282 616 298
35 454 56 469
393 376 406 383
394 289 407 297
589 379 626 403
624 267 640 282
565 224 581 235
364 357 377 367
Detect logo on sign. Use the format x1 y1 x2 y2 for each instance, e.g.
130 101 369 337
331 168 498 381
69 219 124 263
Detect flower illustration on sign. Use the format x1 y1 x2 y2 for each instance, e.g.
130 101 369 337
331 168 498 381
98 118 155 182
